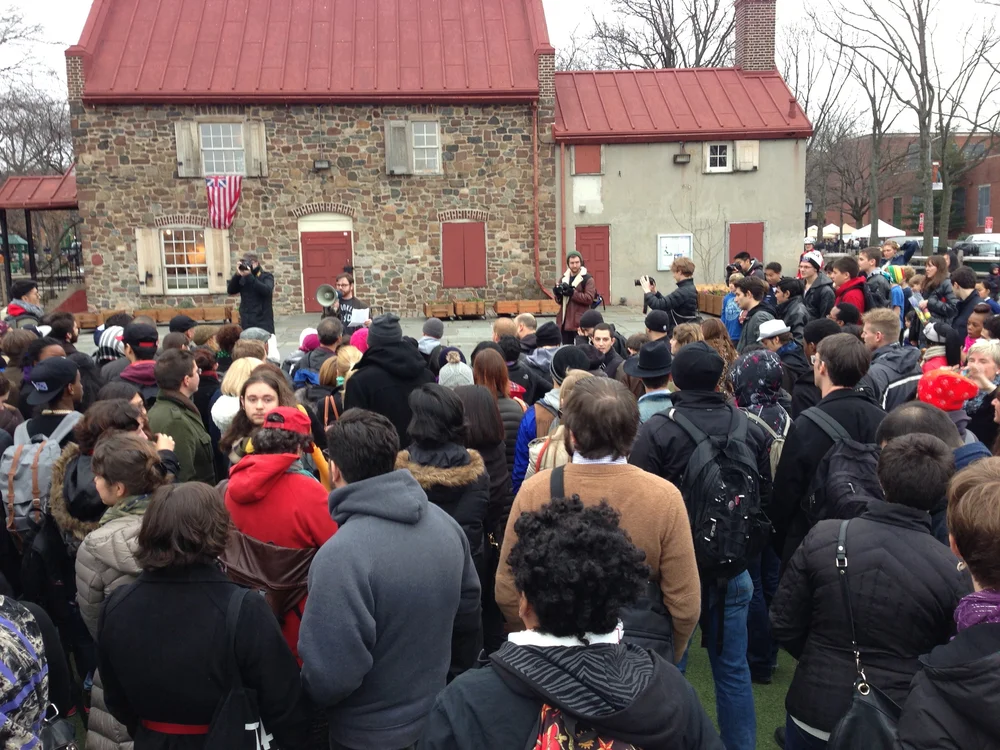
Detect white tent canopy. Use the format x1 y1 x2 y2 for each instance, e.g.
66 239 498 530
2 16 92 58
822 223 842 237
850 220 905 240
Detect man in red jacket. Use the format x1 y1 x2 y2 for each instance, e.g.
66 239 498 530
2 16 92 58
831 256 867 314
224 407 338 661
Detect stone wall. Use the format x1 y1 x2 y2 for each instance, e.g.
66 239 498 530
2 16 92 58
70 101 558 316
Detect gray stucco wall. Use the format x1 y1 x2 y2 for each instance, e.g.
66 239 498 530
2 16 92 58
558 139 807 305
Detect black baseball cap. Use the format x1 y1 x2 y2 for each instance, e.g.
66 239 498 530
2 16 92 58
645 310 671 333
122 323 159 351
27 358 79 405
168 315 197 333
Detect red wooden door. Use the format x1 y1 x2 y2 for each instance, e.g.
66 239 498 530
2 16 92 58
728 222 765 263
301 231 353 313
441 223 487 288
575 226 610 299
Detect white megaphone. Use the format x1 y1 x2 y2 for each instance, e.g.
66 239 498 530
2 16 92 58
316 284 339 308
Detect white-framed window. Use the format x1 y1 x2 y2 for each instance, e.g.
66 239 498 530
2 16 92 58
161 227 209 293
199 123 246 175
979 185 992 227
705 142 731 173
412 122 441 173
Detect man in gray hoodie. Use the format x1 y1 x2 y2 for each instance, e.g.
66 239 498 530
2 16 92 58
299 409 482 750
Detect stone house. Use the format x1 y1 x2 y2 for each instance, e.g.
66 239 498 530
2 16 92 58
555 0 812 305
66 0 557 316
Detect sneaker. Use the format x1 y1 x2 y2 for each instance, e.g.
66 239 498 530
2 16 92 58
774 726 786 748
751 670 773 685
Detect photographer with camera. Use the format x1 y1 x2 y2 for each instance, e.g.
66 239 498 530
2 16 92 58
553 251 596 345
638 257 699 334
227 253 275 333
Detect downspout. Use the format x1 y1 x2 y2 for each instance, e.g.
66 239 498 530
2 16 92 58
560 142 567 275
533 102 554 300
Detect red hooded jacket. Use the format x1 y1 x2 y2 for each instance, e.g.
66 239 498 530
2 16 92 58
225 452 338 659
834 275 867 314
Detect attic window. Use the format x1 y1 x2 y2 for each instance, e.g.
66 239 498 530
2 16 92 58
705 143 731 173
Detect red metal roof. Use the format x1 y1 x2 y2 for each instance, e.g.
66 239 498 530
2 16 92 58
0 169 78 211
554 69 813 144
68 0 554 104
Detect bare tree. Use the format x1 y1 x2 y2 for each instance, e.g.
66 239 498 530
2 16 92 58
557 25 601 71
669 190 727 281
588 0 734 70
0 84 72 177
0 10 43 84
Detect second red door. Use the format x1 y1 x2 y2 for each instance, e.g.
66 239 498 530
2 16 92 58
301 231 353 313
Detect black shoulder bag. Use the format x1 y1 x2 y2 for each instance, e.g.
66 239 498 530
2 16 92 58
205 588 267 749
827 520 900 750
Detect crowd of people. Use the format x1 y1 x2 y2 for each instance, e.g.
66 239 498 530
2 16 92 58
0 243 998 750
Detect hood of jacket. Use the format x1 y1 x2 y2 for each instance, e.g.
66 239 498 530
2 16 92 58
954 441 992 470
211 394 241 433
809 272 834 290
519 333 537 353
835 275 866 296
354 339 429 380
776 296 806 319
871 343 921 377
396 448 485 489
227 453 303 504
778 342 811 375
302 346 335 372
328 468 429 526
917 622 1000 738
49 446 103 543
418 336 441 355
120 360 157 387
526 345 558 371
539 387 561 413
492 642 698 747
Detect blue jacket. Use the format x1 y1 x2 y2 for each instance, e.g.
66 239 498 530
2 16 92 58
638 390 673 423
721 293 742 342
954 441 992 471
511 389 560 493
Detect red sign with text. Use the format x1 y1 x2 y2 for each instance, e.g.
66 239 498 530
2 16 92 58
918 213 925 232
986 216 994 233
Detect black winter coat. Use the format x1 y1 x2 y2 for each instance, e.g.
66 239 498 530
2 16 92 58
507 360 544 405
803 274 836 321
924 278 960 327
344 339 435 447
629 390 773 518
644 278 699 330
420 642 723 750
770 504 970 733
776 296 809 346
953 290 984 337
226 269 275 333
790 369 820 419
97 564 310 750
897 621 1000 749
471 441 510 540
855 343 921 411
770 389 886 560
496 397 524 485
396 445 490 584
865 270 893 308
777 343 811 399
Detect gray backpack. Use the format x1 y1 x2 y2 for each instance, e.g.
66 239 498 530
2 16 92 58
1 412 83 552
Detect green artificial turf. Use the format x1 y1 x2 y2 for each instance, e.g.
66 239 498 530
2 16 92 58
684 645 794 750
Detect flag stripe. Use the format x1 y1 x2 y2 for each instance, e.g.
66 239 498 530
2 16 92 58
205 175 243 229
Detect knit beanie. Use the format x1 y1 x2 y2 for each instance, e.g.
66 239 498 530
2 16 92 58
671 341 725 391
368 313 403 348
579 309 604 329
299 333 320 353
535 321 562 348
240 327 271 342
918 369 979 412
550 346 591 384
350 327 369 353
438 351 474 388
802 250 824 270
566 250 583 261
422 317 445 339
298 327 318 348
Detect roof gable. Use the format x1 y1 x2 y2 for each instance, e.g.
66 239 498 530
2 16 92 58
69 0 553 104
554 69 812 144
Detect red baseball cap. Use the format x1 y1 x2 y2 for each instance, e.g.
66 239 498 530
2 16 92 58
261 407 312 436
917 369 979 412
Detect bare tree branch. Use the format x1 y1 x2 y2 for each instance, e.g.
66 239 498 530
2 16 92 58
0 84 73 178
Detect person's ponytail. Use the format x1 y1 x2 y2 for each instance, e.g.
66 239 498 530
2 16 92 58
92 433 172 497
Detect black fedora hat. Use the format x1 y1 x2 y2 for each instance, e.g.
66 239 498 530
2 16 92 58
623 339 672 379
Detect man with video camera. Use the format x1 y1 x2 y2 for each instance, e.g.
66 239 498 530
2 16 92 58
227 253 275 333
553 251 596 345
639 257 699 334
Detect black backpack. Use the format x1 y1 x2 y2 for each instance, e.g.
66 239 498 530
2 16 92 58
800 407 883 524
668 406 770 581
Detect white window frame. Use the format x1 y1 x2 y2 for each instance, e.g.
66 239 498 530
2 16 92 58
411 121 441 174
705 142 732 173
160 227 210 294
199 122 246 176
978 184 992 227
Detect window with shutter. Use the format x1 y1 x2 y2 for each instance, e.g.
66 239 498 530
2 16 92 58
704 142 732 173
441 222 487 288
411 122 441 173
205 229 232 293
386 121 411 175
160 228 209 293
174 121 201 178
135 228 164 295
199 123 246 175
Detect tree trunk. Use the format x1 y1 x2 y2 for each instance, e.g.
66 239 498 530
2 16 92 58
920 124 935 252
870 131 881 249
938 181 953 250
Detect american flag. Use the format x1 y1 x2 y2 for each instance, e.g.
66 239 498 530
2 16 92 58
205 175 243 229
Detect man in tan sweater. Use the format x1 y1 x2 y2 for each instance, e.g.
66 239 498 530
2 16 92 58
495 377 700 663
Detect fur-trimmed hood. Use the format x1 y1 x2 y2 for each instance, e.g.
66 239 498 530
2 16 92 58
49 444 103 549
396 449 486 489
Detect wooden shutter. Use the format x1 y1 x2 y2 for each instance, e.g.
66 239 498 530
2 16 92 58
441 222 487 288
244 121 268 177
386 120 411 175
574 145 602 175
205 228 231 294
735 140 760 172
135 228 164 295
174 121 201 177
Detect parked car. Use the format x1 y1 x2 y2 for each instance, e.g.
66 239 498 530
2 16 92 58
956 241 1000 258
886 236 941 251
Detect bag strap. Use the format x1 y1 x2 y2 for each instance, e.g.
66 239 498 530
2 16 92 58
744 411 779 441
225 588 250 690
46 412 83 445
667 408 711 445
801 407 851 443
12 421 30 446
535 436 552 473
549 465 565 499
836 519 866 682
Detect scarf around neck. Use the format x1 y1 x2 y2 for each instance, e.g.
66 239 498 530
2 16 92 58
100 494 151 526
964 373 1000 414
955 589 1000 632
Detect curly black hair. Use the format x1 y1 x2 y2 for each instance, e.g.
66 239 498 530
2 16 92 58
508 497 649 641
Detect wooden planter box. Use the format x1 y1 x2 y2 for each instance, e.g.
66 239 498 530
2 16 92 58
453 300 485 318
517 300 542 315
494 301 519 316
539 299 561 316
423 302 454 319
99 309 126 324
74 313 100 330
229 307 240 325
134 308 159 322
711 295 724 316
202 306 228 322
697 292 710 315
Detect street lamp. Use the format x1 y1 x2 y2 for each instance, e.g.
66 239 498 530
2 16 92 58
805 197 814 234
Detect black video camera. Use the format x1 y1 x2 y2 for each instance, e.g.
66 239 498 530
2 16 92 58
238 261 250 273
634 276 655 287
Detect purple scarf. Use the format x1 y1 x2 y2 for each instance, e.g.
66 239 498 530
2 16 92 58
955 589 1000 632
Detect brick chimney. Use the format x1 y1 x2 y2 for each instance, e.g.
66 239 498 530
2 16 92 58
735 0 776 72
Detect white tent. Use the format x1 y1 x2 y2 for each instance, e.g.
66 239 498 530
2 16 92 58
850 220 905 240
822 223 842 238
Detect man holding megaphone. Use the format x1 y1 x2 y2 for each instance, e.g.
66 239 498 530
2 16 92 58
321 271 371 336
227 253 275 333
